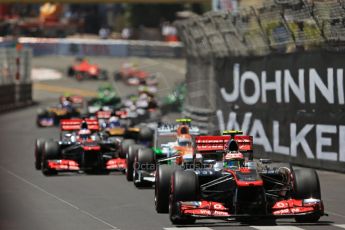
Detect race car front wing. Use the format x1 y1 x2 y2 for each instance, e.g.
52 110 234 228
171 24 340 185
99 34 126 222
178 198 324 219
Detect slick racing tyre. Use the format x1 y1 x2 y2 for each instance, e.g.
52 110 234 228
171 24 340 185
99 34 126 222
120 139 135 159
133 148 155 188
138 127 154 142
155 164 175 213
293 169 321 223
126 144 143 181
35 138 45 170
100 70 108 80
114 72 122 81
169 170 198 225
41 141 59 176
67 67 74 77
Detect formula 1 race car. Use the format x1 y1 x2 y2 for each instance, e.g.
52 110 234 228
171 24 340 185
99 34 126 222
114 62 157 86
87 85 122 114
67 57 108 81
129 119 200 188
34 119 123 175
160 82 186 114
36 95 83 127
161 131 324 225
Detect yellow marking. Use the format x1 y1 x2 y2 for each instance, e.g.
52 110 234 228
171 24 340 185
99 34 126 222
34 83 97 97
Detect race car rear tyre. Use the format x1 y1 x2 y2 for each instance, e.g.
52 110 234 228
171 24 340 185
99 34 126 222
114 72 122 81
138 126 154 142
126 144 143 181
169 170 198 225
155 164 175 213
293 169 321 223
120 139 135 159
133 148 155 188
41 141 59 176
75 72 84 81
100 70 108 80
35 138 45 170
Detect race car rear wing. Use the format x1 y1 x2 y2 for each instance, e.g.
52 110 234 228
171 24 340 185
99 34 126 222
96 111 111 119
157 124 200 136
195 135 253 153
59 95 84 106
60 119 99 131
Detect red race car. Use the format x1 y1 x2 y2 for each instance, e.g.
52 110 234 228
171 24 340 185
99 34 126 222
158 131 324 225
35 119 124 175
68 58 108 81
114 62 157 86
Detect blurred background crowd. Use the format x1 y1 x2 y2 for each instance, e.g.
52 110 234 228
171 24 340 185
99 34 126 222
0 2 207 41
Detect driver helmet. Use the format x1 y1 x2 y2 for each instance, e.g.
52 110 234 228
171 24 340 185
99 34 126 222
78 129 91 140
177 134 192 147
224 152 244 169
108 116 120 128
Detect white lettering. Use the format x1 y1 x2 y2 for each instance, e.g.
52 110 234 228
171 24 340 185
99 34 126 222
284 69 305 103
249 119 272 152
273 121 289 155
337 69 344 104
240 71 260 105
290 123 314 159
316 125 337 161
216 110 252 134
221 63 240 102
340 126 345 162
309 68 334 104
262 70 282 103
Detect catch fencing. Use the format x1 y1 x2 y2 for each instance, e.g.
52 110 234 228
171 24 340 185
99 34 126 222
177 0 345 172
0 48 32 112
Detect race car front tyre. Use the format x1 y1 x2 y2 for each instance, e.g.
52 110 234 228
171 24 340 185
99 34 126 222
126 144 143 181
155 164 175 213
133 148 155 188
41 141 59 176
120 139 135 159
35 138 45 170
67 67 74 77
169 170 198 225
293 169 321 223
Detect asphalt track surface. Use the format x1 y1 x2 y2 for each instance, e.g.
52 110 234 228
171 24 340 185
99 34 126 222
1 57 345 230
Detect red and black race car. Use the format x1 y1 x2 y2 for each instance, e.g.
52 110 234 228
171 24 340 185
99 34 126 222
34 119 124 175
114 62 157 86
67 58 108 81
156 131 324 225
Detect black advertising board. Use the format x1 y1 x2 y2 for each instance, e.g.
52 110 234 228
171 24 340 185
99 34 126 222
214 51 345 171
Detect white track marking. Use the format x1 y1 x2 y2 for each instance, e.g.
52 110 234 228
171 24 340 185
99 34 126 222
31 68 62 81
164 228 214 230
0 166 120 230
251 226 304 230
334 224 345 229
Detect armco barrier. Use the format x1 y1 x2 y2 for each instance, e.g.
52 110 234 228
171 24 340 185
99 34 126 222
0 84 15 108
17 83 32 103
10 38 184 58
